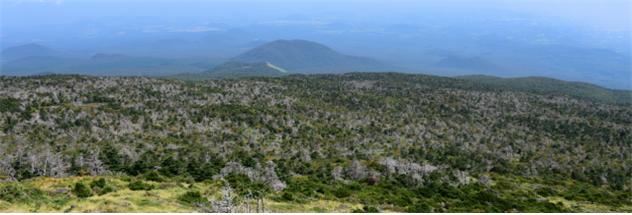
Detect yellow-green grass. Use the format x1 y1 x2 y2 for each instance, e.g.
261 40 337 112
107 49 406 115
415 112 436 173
0 176 362 212
491 174 632 213
0 176 191 212
548 196 632 212
1 175 628 212
267 199 362 212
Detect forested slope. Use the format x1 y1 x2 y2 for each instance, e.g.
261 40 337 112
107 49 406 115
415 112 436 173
0 73 630 212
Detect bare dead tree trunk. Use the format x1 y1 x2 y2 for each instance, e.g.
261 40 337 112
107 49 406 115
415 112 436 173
256 197 260 213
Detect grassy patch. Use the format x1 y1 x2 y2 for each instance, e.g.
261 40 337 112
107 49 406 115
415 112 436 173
0 175 630 212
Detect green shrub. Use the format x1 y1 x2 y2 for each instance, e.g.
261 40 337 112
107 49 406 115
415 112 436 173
535 186 556 196
90 178 107 189
280 192 295 201
128 180 154 191
280 176 328 201
73 182 93 198
160 157 187 177
187 160 222 182
0 183 45 203
143 171 164 182
0 98 21 113
363 205 379 213
99 186 116 195
224 173 270 197
0 184 26 203
333 187 351 198
526 200 568 212
90 178 115 195
174 175 196 184
178 191 207 204
241 156 257 168
352 205 379 213
407 201 433 212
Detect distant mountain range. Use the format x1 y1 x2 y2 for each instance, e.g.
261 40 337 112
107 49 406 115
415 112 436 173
1 40 393 77
223 39 394 73
1 40 630 96
0 44 219 76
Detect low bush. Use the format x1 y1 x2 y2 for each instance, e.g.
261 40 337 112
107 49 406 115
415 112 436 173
280 192 294 201
73 182 93 198
407 201 433 212
90 178 115 195
333 187 351 198
0 183 45 203
352 205 379 213
535 186 557 196
143 171 164 182
279 176 328 201
224 173 270 197
128 180 154 191
178 191 207 204
0 97 21 113
90 178 107 189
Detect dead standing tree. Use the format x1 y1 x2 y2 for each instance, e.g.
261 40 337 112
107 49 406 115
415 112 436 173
196 181 267 213
241 190 266 213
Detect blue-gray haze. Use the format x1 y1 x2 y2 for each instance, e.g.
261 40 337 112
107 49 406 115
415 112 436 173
1 0 630 89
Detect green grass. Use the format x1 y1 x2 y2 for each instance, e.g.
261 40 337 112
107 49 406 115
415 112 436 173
0 173 630 212
0 176 356 212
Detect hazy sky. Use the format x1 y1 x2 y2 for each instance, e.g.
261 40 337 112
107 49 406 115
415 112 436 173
2 0 630 31
498 0 631 31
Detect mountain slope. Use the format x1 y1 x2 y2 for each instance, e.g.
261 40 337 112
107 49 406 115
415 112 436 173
457 75 631 104
0 73 630 212
229 39 392 73
207 61 288 78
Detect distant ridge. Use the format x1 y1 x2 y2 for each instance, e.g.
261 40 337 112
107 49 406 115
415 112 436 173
206 61 288 78
91 53 129 60
228 39 392 73
457 75 631 104
1 43 58 62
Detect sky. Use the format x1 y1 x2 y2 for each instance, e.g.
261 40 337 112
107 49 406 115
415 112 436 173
497 0 631 31
1 0 630 31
